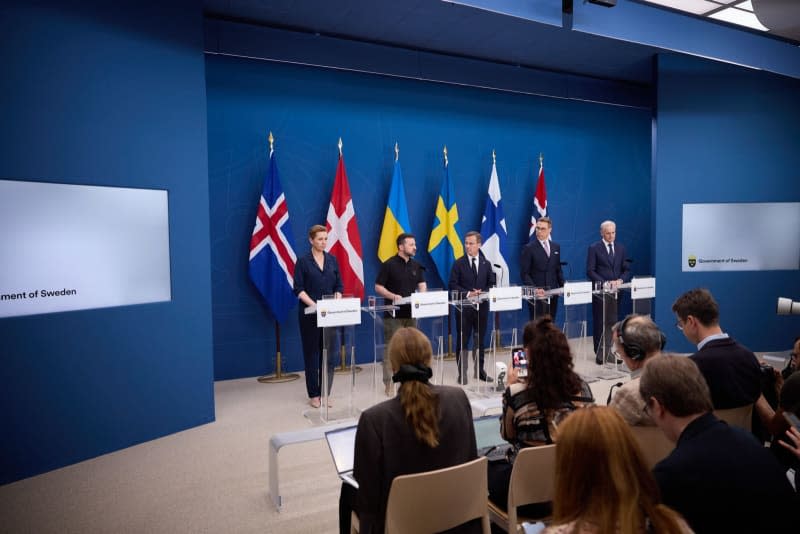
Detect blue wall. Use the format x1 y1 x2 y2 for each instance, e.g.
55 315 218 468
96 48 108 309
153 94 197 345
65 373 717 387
0 1 215 484
207 56 652 380
654 54 800 353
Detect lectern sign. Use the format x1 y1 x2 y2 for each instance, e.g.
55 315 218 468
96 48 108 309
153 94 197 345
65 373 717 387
631 277 655 300
563 281 592 305
411 290 449 318
489 286 522 312
316 298 362 327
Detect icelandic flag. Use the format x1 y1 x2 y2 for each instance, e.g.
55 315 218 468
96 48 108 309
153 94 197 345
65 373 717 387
480 157 509 286
249 149 298 324
529 158 548 239
326 152 365 300
428 150 464 284
378 159 412 262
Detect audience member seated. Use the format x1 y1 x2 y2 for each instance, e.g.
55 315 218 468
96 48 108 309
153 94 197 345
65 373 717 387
487 317 594 515
541 406 692 534
608 314 666 426
756 370 800 469
639 355 797 533
339 327 479 534
672 288 761 409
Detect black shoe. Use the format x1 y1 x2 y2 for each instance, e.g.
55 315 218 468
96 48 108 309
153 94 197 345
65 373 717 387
479 372 493 382
595 358 603 365
457 375 468 385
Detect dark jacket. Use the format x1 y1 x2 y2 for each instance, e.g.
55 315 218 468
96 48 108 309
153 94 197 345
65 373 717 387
654 413 797 534
690 336 762 409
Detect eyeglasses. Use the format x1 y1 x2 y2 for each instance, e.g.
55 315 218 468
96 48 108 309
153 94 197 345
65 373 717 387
675 320 684 331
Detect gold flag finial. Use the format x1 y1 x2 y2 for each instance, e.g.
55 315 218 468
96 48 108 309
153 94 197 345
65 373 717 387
492 149 496 165
268 131 274 154
395 142 399 161
338 137 343 156
443 145 448 167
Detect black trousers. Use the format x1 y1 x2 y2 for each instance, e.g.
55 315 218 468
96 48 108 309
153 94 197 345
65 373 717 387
298 312 337 398
591 293 617 362
454 306 488 378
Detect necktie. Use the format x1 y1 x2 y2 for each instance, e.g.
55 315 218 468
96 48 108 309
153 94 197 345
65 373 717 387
471 257 478 278
608 243 614 260
543 240 550 257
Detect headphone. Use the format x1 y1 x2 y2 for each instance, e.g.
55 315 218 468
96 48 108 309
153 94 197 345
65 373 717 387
617 315 667 361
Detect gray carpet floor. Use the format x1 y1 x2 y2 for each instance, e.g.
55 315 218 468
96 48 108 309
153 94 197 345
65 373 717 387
1 353 623 534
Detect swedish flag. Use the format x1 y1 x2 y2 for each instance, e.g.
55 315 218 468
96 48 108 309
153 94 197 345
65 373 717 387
377 158 412 262
428 148 463 283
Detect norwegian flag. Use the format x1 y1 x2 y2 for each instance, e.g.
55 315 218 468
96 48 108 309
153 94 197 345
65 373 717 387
248 148 298 324
325 149 365 300
529 157 548 239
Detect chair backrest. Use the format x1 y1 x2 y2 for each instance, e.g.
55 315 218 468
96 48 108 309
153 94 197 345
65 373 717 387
630 425 674 470
506 444 557 528
714 404 753 431
384 456 491 534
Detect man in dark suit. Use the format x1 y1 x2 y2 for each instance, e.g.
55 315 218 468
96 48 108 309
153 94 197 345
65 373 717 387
640 355 797 534
586 220 631 363
449 231 496 384
520 216 564 320
672 288 761 410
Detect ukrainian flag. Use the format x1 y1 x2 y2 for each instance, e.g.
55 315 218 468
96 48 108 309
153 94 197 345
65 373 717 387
377 159 412 262
428 149 463 283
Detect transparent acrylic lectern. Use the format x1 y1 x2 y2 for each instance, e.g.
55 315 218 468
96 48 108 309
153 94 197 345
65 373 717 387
303 297 361 425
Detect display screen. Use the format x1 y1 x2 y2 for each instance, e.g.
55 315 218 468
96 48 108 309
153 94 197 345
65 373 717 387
0 179 172 318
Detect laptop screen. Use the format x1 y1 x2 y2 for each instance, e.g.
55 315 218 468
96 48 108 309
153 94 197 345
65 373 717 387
325 426 357 474
473 415 505 450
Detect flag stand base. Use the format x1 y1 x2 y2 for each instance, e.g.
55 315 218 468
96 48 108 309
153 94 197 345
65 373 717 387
335 365 363 374
257 373 300 384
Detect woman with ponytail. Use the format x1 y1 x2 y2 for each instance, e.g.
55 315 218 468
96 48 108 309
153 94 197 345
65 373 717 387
542 407 692 534
339 327 479 534
488 316 595 515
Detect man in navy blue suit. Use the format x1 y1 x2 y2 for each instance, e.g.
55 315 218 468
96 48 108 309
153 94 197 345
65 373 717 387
586 220 631 363
449 231 496 384
640 355 797 534
520 216 565 320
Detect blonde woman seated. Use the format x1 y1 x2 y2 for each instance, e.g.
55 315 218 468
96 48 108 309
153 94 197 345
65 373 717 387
487 317 594 515
542 407 692 534
339 327 479 534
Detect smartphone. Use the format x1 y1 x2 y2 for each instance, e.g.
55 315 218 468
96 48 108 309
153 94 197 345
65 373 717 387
784 411 800 431
511 347 528 378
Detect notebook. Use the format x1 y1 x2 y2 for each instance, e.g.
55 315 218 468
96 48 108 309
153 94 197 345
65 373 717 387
325 426 359 489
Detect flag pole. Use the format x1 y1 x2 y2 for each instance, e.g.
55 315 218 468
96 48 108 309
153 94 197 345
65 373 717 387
332 136 362 375
443 144 456 360
258 321 300 383
493 149 501 350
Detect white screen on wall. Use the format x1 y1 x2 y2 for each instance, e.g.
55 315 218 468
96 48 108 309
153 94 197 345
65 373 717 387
682 202 800 272
0 180 172 318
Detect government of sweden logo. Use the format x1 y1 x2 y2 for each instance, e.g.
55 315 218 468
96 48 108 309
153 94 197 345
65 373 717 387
688 255 697 268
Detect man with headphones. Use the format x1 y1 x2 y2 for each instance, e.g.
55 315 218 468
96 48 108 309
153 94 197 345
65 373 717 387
609 314 666 426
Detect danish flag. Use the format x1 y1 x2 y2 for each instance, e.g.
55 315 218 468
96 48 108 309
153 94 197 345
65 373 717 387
249 148 298 324
325 151 365 300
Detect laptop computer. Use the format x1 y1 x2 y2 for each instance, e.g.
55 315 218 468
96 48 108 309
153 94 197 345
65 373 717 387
473 415 510 461
325 425 359 489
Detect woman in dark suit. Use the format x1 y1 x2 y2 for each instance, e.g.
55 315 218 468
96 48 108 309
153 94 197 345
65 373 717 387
293 224 343 408
339 327 479 533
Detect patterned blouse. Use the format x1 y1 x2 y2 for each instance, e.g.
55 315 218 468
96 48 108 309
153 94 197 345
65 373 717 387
500 378 594 459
